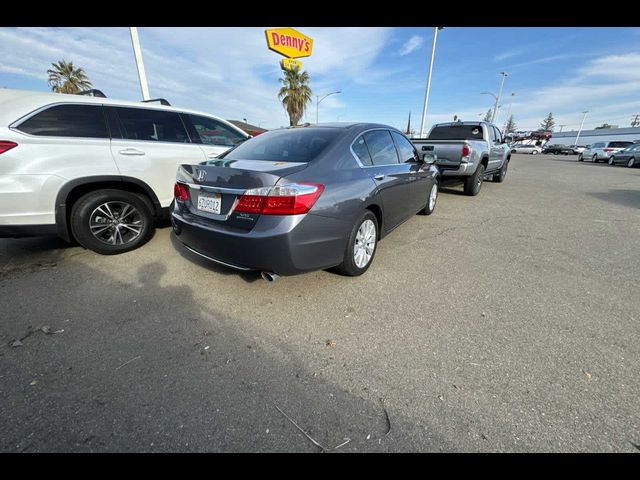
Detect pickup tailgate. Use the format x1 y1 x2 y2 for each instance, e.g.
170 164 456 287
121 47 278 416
412 139 470 170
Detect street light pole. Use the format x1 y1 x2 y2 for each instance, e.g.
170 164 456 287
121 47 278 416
575 111 589 145
316 91 342 124
492 72 508 124
419 27 443 138
129 27 150 101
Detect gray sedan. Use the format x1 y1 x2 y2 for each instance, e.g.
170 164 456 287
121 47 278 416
171 123 440 279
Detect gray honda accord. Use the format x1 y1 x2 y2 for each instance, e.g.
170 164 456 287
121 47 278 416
171 123 439 279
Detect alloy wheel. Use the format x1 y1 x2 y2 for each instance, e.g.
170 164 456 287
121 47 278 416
89 201 144 246
353 219 376 269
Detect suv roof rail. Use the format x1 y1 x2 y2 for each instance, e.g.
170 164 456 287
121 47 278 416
77 89 107 98
142 98 171 106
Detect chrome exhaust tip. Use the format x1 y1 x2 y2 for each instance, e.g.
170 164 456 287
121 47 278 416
260 271 279 282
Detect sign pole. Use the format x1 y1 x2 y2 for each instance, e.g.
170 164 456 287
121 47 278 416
129 27 150 101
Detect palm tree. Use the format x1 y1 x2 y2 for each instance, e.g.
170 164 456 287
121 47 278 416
47 60 92 94
278 66 312 126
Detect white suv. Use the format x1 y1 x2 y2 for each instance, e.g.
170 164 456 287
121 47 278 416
0 88 250 254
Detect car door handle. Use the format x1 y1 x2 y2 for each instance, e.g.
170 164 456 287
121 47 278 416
118 148 146 156
374 174 385 181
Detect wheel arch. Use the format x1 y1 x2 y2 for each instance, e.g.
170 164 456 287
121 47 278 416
365 203 384 239
54 176 162 242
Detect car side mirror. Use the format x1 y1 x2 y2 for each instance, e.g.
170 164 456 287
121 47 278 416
421 152 437 165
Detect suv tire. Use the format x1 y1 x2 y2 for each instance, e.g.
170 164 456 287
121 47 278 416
70 189 154 255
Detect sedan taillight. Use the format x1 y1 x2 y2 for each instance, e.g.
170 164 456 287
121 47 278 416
235 183 324 215
0 141 17 155
174 182 190 202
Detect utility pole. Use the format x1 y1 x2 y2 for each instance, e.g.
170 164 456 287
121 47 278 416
129 27 150 101
575 111 589 146
558 124 566 132
491 72 508 124
419 27 444 138
631 115 640 127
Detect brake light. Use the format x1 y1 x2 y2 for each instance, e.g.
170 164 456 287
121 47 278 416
0 141 17 154
603 148 614 152
174 182 189 202
235 183 324 215
462 145 471 157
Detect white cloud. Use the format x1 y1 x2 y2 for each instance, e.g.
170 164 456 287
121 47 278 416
494 48 526 62
399 35 423 56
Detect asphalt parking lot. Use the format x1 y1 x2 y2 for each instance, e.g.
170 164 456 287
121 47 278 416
1 153 639 452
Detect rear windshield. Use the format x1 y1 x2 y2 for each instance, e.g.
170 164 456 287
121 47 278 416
609 141 633 148
222 128 341 163
428 124 484 140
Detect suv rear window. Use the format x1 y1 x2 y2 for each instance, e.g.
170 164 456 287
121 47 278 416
17 104 108 138
223 128 340 163
609 141 633 148
428 124 484 140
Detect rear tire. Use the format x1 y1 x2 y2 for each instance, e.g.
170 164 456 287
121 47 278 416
493 159 509 183
592 154 599 163
70 189 154 255
532 150 538 155
608 156 615 165
334 211 378 277
464 163 485 196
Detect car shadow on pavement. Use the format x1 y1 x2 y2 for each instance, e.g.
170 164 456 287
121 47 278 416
588 189 640 209
0 259 458 452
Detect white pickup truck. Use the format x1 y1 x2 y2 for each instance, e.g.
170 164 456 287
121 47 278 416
412 121 510 196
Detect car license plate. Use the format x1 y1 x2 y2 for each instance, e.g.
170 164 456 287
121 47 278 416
197 192 222 214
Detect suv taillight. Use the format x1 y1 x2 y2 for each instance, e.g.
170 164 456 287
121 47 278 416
462 145 471 157
235 183 324 215
603 148 614 152
0 141 17 154
174 182 190 202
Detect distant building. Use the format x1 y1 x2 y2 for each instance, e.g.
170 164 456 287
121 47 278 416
549 126 640 146
228 120 267 137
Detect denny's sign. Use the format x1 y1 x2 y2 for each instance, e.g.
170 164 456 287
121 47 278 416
265 28 313 69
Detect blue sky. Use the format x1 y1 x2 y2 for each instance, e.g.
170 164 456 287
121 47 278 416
1 27 640 132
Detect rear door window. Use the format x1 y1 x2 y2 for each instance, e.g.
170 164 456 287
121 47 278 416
362 130 399 166
352 135 373 166
17 104 108 138
114 107 190 143
185 114 247 147
391 131 419 163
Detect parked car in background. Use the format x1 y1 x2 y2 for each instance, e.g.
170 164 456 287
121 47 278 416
510 143 542 155
411 121 510 196
608 144 640 168
578 141 634 162
571 145 586 154
0 88 250 254
542 144 573 155
172 123 440 279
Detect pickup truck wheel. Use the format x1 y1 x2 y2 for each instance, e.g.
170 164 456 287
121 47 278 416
418 181 438 215
464 163 485 196
70 189 154 255
493 159 509 183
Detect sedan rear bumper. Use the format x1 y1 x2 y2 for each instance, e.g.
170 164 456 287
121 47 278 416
171 209 350 276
